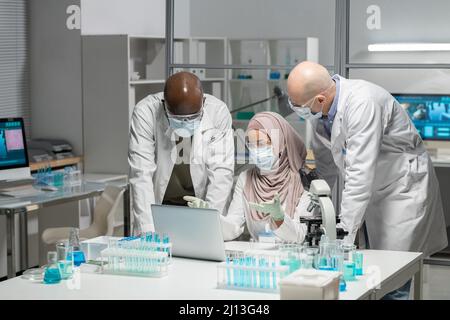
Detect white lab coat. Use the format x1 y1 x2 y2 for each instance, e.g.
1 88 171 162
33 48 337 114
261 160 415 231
311 76 448 256
220 170 313 243
129 92 235 234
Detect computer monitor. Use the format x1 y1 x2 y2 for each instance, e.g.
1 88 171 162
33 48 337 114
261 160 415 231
0 118 31 181
393 94 450 145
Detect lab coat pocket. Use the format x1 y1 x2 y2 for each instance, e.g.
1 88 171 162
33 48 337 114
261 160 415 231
399 153 428 192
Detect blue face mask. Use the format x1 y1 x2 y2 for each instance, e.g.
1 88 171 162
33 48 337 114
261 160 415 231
249 146 276 171
168 117 201 138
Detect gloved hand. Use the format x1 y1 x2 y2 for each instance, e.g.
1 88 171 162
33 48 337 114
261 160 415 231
183 196 209 209
248 194 285 222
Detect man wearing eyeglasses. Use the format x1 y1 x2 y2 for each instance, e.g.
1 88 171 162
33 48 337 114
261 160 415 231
287 61 447 299
129 72 234 235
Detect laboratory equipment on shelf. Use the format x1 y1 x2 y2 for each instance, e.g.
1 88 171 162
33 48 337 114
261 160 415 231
68 228 86 266
43 251 62 284
33 164 80 188
100 233 172 278
217 251 290 292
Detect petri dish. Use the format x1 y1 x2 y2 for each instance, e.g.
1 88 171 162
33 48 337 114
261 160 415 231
21 267 45 282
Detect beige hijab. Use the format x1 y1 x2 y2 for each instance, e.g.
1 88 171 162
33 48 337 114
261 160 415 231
244 112 307 220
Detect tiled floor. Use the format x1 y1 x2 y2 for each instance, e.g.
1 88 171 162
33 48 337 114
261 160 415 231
423 264 450 299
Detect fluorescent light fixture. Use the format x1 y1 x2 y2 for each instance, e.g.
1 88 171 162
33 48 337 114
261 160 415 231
368 43 450 52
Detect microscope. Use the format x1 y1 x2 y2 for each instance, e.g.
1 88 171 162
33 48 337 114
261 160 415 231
300 179 348 246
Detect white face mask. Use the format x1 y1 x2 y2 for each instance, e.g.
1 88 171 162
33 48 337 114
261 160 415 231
249 146 276 171
168 117 201 137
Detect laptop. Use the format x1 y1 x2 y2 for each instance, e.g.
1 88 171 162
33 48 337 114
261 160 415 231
152 204 226 261
0 118 34 188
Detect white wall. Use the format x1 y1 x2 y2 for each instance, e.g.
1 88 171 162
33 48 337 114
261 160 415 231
350 0 450 64
348 0 450 93
189 0 335 67
81 0 191 37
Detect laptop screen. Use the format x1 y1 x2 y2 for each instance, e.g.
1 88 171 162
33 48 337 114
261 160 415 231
0 118 29 170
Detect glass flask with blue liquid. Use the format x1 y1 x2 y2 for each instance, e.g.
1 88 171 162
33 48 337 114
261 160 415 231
43 251 62 284
68 228 85 266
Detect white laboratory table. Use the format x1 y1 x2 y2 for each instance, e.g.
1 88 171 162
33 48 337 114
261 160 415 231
0 249 422 300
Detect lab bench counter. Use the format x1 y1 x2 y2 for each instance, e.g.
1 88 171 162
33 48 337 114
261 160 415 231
0 249 422 300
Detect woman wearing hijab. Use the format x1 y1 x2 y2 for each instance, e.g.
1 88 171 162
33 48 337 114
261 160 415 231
220 112 313 243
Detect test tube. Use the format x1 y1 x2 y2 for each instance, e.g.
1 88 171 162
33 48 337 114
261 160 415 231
252 257 257 288
259 258 265 289
265 260 270 289
233 257 238 287
226 256 231 287
272 262 276 289
239 257 244 287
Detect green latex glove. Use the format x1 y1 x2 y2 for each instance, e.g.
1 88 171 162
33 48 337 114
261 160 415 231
249 194 285 222
183 196 209 209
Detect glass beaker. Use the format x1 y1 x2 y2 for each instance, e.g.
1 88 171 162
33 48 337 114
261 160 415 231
342 243 356 262
43 251 62 284
353 251 364 276
56 241 73 279
343 261 356 281
304 247 319 269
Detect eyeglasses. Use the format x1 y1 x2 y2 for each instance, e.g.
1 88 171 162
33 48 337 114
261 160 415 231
164 97 205 122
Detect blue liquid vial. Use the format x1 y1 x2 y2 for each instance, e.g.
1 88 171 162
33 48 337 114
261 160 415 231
44 251 61 284
339 279 347 292
353 251 364 276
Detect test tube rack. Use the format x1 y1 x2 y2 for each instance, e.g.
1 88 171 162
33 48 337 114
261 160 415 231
217 253 290 293
100 238 172 278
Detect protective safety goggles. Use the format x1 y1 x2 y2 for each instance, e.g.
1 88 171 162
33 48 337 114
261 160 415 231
164 97 205 122
245 136 272 150
287 95 315 110
287 82 335 110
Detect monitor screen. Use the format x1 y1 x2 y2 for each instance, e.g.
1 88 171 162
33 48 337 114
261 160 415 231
393 94 450 141
0 118 29 170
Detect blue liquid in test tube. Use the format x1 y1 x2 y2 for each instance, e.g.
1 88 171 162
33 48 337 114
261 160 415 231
252 258 257 288
272 262 276 289
259 258 266 289
226 257 231 287
233 258 238 287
